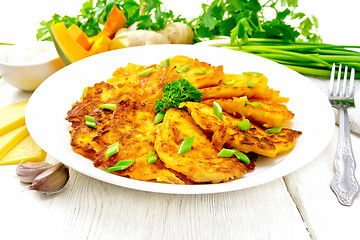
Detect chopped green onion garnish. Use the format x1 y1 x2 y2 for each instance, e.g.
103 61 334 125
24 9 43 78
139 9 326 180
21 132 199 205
158 58 170 67
175 65 190 73
138 67 155 77
85 115 95 122
245 101 262 107
154 111 165 125
243 71 263 76
86 121 96 128
247 82 254 88
147 152 157 164
193 69 207 75
86 121 97 128
180 65 190 72
237 119 251 131
85 115 96 128
217 148 235 157
265 126 283 134
239 96 248 101
163 58 170 67
99 103 116 111
232 149 250 164
105 142 119 158
106 159 135 172
82 86 89 96
222 80 236 86
213 101 223 120
178 136 195 154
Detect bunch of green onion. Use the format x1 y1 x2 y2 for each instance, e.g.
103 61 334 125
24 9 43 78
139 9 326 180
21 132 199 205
202 37 360 79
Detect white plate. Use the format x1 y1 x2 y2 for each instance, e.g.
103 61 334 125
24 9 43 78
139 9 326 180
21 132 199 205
26 44 334 194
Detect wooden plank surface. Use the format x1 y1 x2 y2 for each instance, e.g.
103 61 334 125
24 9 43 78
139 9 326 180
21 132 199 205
0 161 311 240
1 0 360 239
285 128 360 240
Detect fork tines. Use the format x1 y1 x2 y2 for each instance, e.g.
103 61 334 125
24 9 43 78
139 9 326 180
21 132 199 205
329 63 355 106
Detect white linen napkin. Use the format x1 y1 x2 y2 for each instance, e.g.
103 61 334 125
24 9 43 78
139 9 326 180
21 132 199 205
307 76 360 135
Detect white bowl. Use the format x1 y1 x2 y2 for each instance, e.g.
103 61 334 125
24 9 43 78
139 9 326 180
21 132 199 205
0 41 64 92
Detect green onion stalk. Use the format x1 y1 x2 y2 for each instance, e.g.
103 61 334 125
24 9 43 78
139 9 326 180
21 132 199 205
200 37 360 79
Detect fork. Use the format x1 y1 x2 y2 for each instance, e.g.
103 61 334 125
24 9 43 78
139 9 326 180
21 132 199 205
329 63 360 206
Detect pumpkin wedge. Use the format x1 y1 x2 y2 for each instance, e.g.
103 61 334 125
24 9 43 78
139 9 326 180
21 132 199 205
68 24 92 50
89 5 127 45
89 35 112 56
50 22 91 65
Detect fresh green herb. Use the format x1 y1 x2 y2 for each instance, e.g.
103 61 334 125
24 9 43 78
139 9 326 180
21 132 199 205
190 0 320 43
237 119 251 131
105 142 119 158
147 152 157 164
217 148 250 164
217 148 235 158
243 72 263 76
191 1 360 78
246 82 254 88
205 38 360 78
232 149 250 164
155 78 203 113
265 126 283 134
82 86 89 96
245 101 261 107
85 115 97 128
158 58 170 67
99 103 116 110
136 0 185 31
222 80 236 86
154 111 165 125
240 96 248 101
178 136 195 154
180 65 190 72
138 67 155 77
193 69 207 75
213 101 223 120
106 159 135 172
175 65 190 73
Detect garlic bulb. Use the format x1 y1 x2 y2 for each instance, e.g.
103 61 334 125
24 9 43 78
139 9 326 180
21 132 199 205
28 163 69 194
16 162 52 183
158 22 194 44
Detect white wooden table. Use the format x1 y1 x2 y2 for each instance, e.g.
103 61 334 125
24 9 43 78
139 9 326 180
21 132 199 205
1 1 360 239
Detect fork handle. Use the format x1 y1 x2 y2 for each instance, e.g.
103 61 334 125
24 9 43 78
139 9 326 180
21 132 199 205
331 107 360 206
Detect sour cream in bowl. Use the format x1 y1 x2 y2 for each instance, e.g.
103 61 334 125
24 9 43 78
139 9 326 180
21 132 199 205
0 41 64 92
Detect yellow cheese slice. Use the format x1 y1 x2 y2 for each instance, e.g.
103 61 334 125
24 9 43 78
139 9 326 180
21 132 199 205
0 100 28 136
0 125 28 159
0 134 46 165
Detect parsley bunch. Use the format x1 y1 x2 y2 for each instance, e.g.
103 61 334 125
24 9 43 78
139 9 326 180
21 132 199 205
190 0 321 43
155 78 203 113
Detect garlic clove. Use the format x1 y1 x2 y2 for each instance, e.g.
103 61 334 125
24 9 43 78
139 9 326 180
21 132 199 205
28 163 69 194
16 162 52 183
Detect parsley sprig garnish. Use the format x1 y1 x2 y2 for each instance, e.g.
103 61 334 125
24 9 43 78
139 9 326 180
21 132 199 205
155 78 203 113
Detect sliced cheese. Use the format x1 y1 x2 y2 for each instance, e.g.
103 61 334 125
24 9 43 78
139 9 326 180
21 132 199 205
0 100 28 136
0 125 28 159
0 134 46 165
